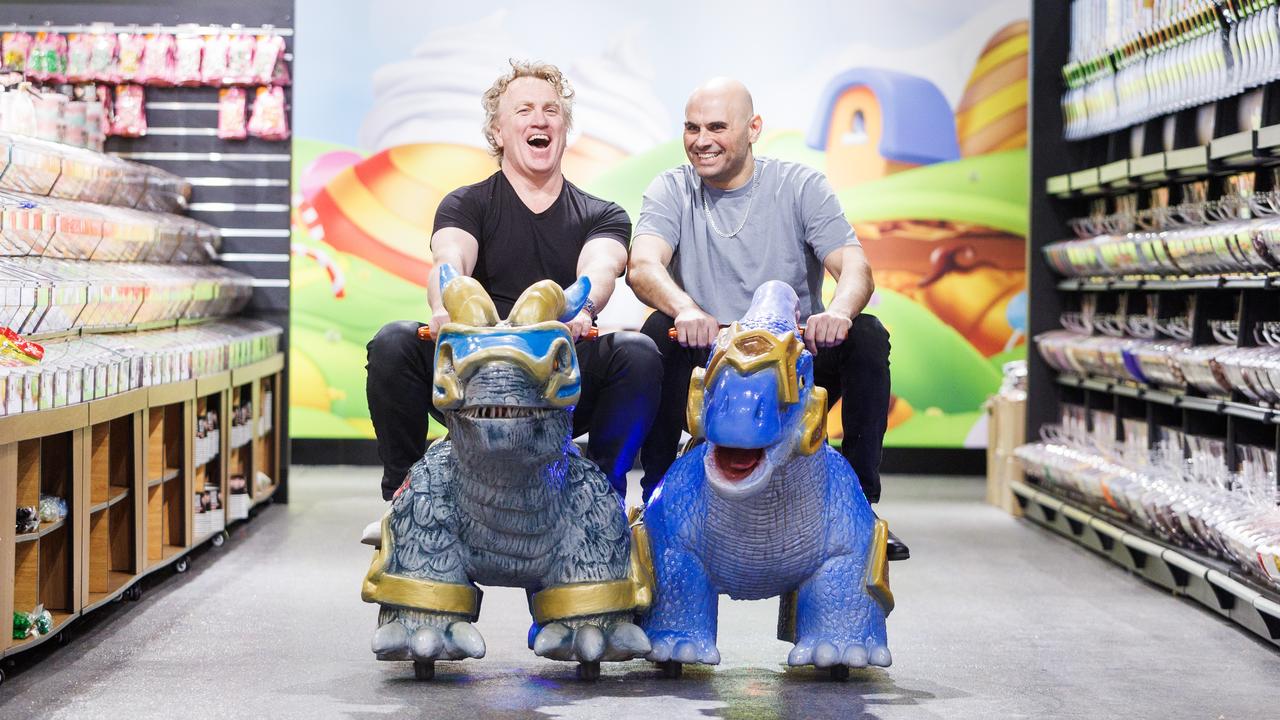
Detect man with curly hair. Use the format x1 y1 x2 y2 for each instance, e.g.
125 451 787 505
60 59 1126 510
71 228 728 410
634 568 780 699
366 61 661 499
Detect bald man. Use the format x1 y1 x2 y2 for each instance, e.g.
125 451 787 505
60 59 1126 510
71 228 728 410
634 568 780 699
627 78 906 560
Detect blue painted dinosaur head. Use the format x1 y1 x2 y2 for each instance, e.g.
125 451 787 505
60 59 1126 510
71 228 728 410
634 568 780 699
688 281 828 498
432 264 591 457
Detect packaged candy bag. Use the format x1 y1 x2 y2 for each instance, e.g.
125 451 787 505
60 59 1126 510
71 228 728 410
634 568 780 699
201 32 230 85
12 611 32 640
224 34 255 85
173 34 203 86
16 506 39 533
1 32 33 73
27 32 68 83
65 33 95 83
247 86 289 140
112 84 147 138
251 34 285 85
38 495 66 522
116 33 145 82
217 87 247 139
89 31 118 82
137 33 175 85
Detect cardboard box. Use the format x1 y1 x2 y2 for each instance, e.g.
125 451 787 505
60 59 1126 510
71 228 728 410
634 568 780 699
986 394 1025 517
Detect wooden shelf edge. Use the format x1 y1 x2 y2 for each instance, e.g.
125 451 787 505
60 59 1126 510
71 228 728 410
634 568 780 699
196 370 232 396
1 612 77 659
230 354 284 386
88 388 147 425
147 467 181 487
148 379 196 408
0 404 89 445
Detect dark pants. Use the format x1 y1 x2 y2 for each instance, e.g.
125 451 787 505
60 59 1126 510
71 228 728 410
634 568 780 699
638 311 891 503
366 321 662 500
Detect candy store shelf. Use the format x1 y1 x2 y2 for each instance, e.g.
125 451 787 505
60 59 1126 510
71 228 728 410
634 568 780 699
1054 374 1277 423
1056 275 1276 292
1010 480 1280 649
1043 124 1280 200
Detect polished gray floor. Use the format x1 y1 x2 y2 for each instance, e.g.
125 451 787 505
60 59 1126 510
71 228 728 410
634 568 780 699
1 467 1276 720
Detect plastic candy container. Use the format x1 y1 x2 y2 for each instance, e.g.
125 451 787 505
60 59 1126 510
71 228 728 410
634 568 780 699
116 33 145 82
217 87 247 139
137 33 175 85
248 86 289 140
1 32 33 73
112 85 147 138
174 33 204 86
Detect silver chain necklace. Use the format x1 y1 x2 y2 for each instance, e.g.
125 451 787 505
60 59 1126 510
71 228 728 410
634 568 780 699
701 160 762 238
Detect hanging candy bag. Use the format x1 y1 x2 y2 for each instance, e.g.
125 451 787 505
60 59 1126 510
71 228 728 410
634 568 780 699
251 34 284 85
201 32 230 85
247 86 289 140
89 31 117 82
174 33 203 86
116 33 145 82
64 33 95 83
111 84 147 138
1 32 33 73
224 33 255 85
217 87 247 139
137 33 175 85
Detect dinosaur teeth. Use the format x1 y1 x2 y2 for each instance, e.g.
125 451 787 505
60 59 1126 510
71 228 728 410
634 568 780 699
459 405 553 420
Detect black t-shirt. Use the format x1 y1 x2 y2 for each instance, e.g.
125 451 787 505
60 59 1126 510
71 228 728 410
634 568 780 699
433 171 631 317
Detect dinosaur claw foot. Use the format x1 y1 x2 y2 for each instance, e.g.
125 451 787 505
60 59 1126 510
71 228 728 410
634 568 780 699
371 621 410 660
788 637 891 669
534 621 649 663
444 621 486 659
645 631 719 665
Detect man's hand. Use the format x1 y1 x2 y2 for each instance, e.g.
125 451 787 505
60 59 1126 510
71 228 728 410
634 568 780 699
566 310 594 342
803 310 853 354
428 308 451 339
674 307 720 348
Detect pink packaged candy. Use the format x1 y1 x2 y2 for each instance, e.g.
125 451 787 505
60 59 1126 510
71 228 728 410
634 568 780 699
224 34 255 85
111 85 147 138
174 34 203 86
64 33 95 83
116 33 145 82
247 86 288 140
218 87 247 139
1 32 33 73
26 32 68 83
251 35 284 85
137 33 175 86
89 32 118 82
201 33 230 85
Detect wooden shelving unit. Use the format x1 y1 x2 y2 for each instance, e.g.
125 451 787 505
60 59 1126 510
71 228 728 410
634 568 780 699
1 353 284 662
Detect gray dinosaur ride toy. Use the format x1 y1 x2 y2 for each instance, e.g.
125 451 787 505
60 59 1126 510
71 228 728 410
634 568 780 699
361 266 652 680
639 281 894 681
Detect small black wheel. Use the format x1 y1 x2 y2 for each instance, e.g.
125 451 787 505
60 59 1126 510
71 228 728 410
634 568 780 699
0 666 7 686
658 661 683 679
127 584 143 602
211 532 226 548
830 665 850 681
413 660 434 681
576 661 600 681
175 557 190 574
56 632 69 647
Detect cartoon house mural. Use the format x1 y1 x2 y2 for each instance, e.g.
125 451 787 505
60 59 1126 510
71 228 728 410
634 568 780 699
805 68 960 191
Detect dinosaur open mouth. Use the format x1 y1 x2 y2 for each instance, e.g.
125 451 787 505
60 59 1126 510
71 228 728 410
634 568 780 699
712 446 765 482
458 406 552 420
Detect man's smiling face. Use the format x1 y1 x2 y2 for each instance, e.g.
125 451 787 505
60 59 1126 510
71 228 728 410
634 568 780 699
683 85 759 190
492 76 567 179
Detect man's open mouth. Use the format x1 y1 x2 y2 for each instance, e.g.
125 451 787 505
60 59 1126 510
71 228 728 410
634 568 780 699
711 445 765 482
527 134 551 148
458 405 553 420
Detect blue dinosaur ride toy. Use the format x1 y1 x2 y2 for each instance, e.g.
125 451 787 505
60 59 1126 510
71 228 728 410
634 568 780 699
639 281 894 681
361 266 653 681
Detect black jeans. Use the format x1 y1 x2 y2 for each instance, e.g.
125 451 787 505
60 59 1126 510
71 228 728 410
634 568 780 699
638 311 891 503
366 321 662 500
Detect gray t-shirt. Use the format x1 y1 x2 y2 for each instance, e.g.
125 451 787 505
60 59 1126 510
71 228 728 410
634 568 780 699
634 157 858 322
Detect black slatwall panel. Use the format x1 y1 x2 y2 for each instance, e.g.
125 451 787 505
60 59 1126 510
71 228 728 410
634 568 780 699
1 0 295 501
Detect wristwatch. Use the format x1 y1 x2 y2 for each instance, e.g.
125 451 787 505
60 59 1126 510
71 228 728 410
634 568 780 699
583 297 598 320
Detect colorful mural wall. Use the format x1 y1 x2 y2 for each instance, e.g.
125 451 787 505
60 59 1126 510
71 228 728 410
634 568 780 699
289 1 1029 448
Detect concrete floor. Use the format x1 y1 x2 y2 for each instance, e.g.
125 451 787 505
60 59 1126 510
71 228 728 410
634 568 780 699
1 468 1277 720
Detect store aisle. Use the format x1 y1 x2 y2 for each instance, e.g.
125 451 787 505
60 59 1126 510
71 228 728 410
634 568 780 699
0 468 1274 720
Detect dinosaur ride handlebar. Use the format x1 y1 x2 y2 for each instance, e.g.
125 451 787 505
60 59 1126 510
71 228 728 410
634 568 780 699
668 325 807 339
418 325 600 341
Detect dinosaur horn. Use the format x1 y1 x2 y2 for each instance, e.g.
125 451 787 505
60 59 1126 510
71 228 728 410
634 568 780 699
439 264 499 326
508 280 567 325
559 276 592 323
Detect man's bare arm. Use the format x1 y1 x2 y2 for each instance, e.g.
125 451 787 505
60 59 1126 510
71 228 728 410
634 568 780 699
627 233 719 347
805 244 875 352
565 237 627 340
426 227 479 335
